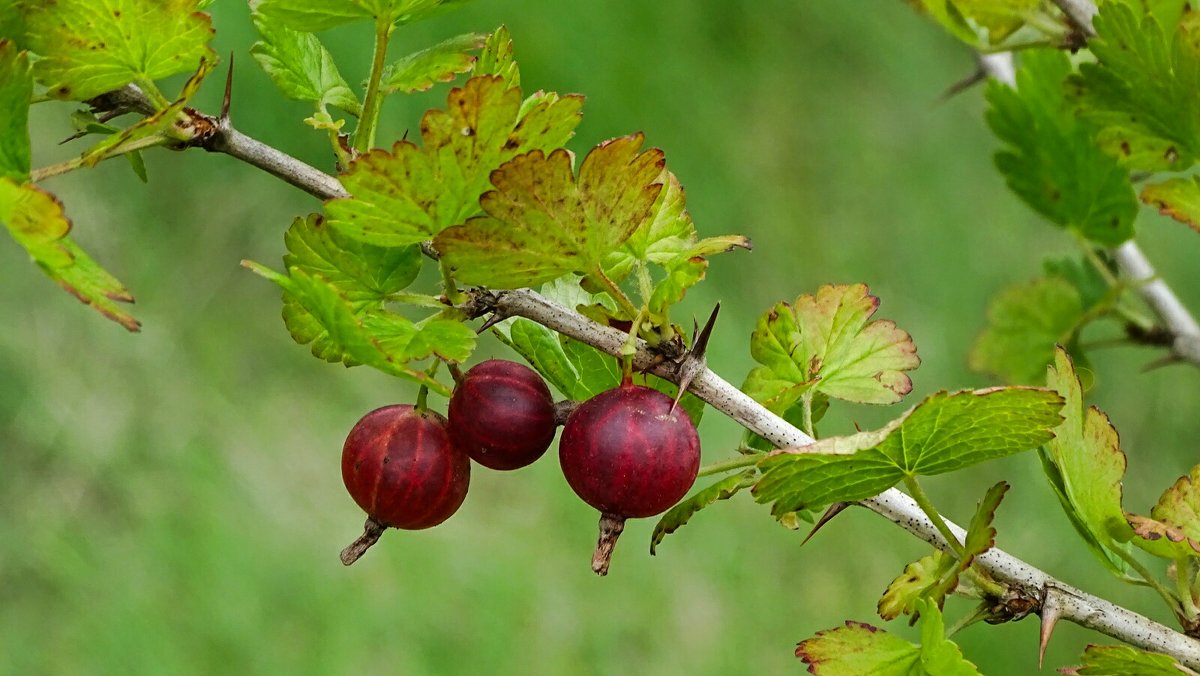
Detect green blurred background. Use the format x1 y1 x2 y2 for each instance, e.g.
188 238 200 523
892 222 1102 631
5 1 1200 673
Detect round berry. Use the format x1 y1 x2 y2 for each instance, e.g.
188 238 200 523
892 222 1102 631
559 382 701 574
449 359 557 471
339 404 470 565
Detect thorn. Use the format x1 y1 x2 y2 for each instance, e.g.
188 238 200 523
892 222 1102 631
220 51 235 122
1142 353 1183 373
476 311 506 334
671 303 720 413
937 65 986 103
802 502 849 546
1039 587 1065 668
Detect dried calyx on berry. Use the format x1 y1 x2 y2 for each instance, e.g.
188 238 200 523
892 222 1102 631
559 381 701 575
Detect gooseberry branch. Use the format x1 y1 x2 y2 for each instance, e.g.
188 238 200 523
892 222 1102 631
91 76 1200 665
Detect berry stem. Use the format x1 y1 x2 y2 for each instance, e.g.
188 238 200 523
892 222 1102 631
592 513 626 576
340 516 388 566
553 399 579 426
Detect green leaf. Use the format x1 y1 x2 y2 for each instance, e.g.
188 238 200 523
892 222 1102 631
796 601 980 675
561 337 622 399
1141 176 1200 233
953 0 1042 43
326 75 583 247
650 471 755 554
473 25 519 88
255 0 474 32
503 318 580 399
250 10 360 115
24 0 215 102
78 58 214 168
602 170 749 315
970 276 1086 385
1071 644 1191 675
1043 256 1112 313
1042 347 1135 576
382 33 486 94
0 40 31 181
279 214 422 363
907 1 980 46
645 376 705 426
986 49 1137 245
246 263 472 380
0 5 26 46
963 481 1008 568
742 284 920 412
878 551 957 622
0 179 139 330
753 387 1062 513
1070 2 1200 171
435 134 666 288
877 482 1008 622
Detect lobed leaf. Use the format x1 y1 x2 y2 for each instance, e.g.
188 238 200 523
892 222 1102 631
382 33 487 94
753 388 1062 513
650 471 755 554
963 481 1008 569
1141 176 1200 233
1067 644 1191 675
1070 2 1200 171
279 214 422 363
986 49 1137 245
326 75 583 247
0 179 138 330
743 283 919 412
796 600 979 675
603 170 749 315
250 10 360 115
473 25 518 88
1152 464 1200 542
970 276 1085 385
435 134 666 288
24 0 215 102
1041 347 1135 576
247 264 473 378
0 40 31 181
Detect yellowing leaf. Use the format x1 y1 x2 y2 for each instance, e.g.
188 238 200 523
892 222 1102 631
743 284 920 410
1141 176 1200 233
0 179 138 330
325 75 582 247
435 134 666 288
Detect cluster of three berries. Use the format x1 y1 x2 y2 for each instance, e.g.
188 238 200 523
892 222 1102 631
341 359 701 572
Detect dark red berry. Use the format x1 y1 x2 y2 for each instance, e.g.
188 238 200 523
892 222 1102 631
339 404 470 565
449 359 557 471
559 382 701 575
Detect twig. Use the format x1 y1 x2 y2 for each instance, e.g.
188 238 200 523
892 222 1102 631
1033 1 1200 366
87 76 1200 666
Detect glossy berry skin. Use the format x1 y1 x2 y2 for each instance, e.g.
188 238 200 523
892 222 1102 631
560 383 700 519
342 405 470 530
449 359 557 471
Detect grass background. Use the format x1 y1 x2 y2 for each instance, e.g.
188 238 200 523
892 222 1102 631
4 1 1200 673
